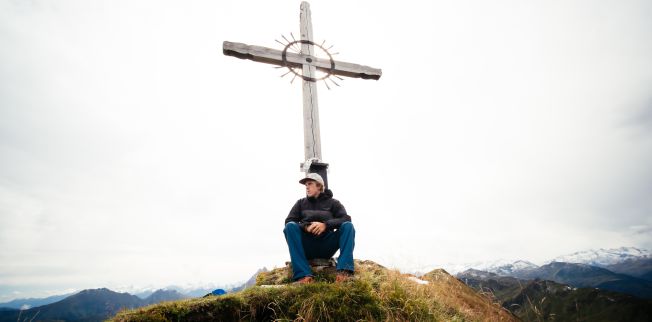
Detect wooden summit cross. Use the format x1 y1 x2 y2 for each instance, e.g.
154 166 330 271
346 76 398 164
223 1 382 188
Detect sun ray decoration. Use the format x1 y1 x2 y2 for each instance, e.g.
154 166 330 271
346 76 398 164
273 33 344 90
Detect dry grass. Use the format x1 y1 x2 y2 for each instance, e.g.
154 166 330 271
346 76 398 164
420 269 516 321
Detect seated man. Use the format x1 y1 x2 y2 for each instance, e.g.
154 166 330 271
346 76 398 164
283 173 355 284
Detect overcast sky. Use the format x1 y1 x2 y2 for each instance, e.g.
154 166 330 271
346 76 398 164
1 0 651 302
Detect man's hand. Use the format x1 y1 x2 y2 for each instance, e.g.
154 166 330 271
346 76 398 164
306 222 327 236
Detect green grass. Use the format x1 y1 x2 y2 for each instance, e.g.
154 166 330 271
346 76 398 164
110 260 517 322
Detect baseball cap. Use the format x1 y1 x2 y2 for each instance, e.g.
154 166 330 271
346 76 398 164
299 172 325 187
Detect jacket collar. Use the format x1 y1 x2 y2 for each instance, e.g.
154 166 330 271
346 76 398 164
307 189 333 202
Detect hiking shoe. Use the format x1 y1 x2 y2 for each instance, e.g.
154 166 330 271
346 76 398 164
294 276 314 284
335 271 353 283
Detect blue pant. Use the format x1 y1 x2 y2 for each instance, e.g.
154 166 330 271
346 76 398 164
283 221 355 280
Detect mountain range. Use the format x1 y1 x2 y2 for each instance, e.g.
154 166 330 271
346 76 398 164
551 246 650 266
450 247 652 299
0 285 231 310
454 247 652 320
1 247 649 321
439 246 650 275
0 274 258 322
511 261 652 299
0 293 73 310
0 288 187 322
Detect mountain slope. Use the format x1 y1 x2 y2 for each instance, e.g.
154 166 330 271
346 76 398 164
0 288 192 322
505 279 652 321
0 288 143 322
230 267 269 293
111 260 517 321
457 269 652 321
144 290 187 305
457 269 527 302
604 257 652 281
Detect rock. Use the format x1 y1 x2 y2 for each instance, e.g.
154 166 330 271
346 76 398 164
284 258 338 280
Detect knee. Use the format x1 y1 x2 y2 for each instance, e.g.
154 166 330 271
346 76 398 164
284 222 300 234
340 221 354 232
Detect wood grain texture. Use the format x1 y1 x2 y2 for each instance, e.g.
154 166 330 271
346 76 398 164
300 1 322 160
223 41 382 80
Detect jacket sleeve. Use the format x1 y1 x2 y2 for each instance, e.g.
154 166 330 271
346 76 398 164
325 200 351 230
285 200 309 230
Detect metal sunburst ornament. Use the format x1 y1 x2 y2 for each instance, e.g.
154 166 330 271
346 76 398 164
274 33 344 90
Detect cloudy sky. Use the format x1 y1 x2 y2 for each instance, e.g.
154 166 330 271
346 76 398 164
1 0 651 301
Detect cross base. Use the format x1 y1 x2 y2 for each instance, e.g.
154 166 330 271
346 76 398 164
285 258 337 280
300 160 329 190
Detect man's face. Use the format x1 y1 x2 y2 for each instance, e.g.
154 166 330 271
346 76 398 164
305 180 320 197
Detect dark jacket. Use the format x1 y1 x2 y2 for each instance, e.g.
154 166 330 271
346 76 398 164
285 189 351 231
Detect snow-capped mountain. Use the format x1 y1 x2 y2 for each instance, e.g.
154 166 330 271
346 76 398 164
416 247 649 276
550 247 650 267
437 259 539 275
487 260 539 276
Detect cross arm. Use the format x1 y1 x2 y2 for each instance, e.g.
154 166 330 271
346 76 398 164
223 41 289 68
223 41 382 80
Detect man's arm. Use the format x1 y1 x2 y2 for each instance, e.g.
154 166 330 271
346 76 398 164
285 199 310 230
325 200 351 230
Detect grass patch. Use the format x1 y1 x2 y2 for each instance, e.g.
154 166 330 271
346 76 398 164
111 260 517 322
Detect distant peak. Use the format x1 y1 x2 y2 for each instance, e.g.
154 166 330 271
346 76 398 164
550 247 650 267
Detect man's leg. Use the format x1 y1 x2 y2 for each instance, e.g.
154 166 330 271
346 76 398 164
303 222 355 272
335 222 355 272
302 231 338 259
283 222 312 280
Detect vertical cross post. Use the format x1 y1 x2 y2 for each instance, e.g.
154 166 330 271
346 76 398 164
299 2 328 189
300 2 322 162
